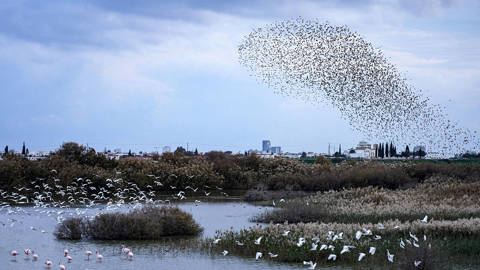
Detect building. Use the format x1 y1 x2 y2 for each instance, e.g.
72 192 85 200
270 146 282 154
162 146 171 153
347 141 375 159
262 140 271 153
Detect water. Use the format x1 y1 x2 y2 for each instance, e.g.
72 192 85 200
0 201 325 270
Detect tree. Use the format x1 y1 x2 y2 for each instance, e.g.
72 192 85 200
56 142 86 162
22 142 26 156
339 144 342 155
385 142 389 158
26 148 29 155
301 152 307 158
194 148 199 156
175 146 186 154
349 149 356 154
4 145 8 155
416 149 426 159
404 145 410 158
128 150 132 157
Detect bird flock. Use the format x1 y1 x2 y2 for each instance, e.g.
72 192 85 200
214 215 432 269
9 245 134 269
238 18 479 156
1 171 228 269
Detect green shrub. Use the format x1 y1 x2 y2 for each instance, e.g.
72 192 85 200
85 206 202 240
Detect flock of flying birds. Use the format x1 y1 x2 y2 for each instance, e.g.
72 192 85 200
1 170 227 269
214 215 431 269
238 18 479 156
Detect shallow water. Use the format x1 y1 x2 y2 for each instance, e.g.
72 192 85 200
0 201 343 270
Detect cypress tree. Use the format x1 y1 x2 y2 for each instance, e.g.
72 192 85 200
22 142 26 156
339 144 342 155
385 142 389 158
405 145 410 158
4 145 8 155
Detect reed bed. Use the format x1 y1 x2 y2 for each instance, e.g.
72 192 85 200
256 177 480 224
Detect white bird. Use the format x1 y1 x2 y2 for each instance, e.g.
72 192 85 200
414 260 422 267
387 250 394 263
254 236 263 245
420 215 428 223
282 230 290 236
297 237 306 247
400 238 405 249
222 250 228 256
374 235 382 240
369 247 376 255
255 252 262 260
328 245 335 251
319 244 328 251
303 261 317 269
410 232 419 242
424 235 427 241
268 252 278 258
340 245 354 254
355 231 362 240
327 254 337 261
358 252 366 261
378 223 385 230
413 241 420 248
310 242 318 251
236 240 244 246
213 238 221 244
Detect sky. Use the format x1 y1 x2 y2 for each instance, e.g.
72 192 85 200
0 0 479 154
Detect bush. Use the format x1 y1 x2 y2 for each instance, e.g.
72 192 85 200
54 217 85 240
85 206 202 240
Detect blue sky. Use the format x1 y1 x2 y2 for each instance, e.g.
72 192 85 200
0 0 479 153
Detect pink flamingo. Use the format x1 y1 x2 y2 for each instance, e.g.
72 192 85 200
127 251 134 260
10 250 19 257
66 255 72 263
24 249 31 256
121 244 130 254
64 249 69 257
58 262 66 270
85 250 92 260
45 259 52 268
32 251 39 261
96 251 103 261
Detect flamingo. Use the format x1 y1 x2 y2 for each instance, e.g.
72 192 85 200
66 255 72 262
58 262 66 270
10 250 19 257
121 245 130 254
32 251 39 261
96 251 103 261
85 250 92 260
64 249 69 257
45 259 52 268
127 251 134 260
24 249 31 256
